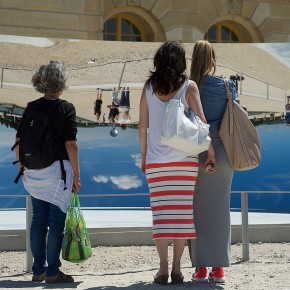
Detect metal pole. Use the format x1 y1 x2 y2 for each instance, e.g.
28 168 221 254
1 68 4 89
241 191 249 261
118 62 127 90
26 196 33 272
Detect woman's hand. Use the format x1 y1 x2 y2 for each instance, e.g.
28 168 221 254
203 144 217 174
72 174 82 193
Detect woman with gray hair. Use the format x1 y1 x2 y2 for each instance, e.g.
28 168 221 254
13 60 81 283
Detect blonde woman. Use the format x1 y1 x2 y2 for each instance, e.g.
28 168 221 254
188 40 238 283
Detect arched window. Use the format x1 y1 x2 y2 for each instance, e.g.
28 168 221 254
205 22 240 43
103 15 143 42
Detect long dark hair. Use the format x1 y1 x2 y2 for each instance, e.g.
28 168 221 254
146 41 187 96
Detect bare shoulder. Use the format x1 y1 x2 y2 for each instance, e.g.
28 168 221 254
140 83 148 105
141 83 147 98
186 80 199 94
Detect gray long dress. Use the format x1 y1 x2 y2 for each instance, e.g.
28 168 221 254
188 132 233 267
188 75 237 267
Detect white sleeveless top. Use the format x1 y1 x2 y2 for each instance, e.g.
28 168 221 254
146 80 191 164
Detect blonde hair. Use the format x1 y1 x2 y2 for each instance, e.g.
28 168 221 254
189 40 216 90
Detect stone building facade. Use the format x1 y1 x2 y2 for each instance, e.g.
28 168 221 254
0 0 290 43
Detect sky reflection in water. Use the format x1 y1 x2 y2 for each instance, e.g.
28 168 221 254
1 122 290 213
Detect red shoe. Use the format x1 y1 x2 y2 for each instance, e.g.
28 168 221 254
208 267 225 283
192 267 208 283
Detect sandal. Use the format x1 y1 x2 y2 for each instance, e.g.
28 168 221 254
154 273 169 285
171 273 184 284
45 271 74 283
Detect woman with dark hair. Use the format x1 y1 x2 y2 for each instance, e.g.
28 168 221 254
14 61 81 283
188 40 238 284
139 41 213 285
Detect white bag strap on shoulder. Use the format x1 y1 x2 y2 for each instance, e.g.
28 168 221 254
175 80 189 101
224 79 234 136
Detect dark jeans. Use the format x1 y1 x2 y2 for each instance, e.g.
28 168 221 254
30 196 66 277
120 90 130 107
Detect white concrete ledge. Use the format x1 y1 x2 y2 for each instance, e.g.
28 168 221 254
1 210 290 250
1 224 290 251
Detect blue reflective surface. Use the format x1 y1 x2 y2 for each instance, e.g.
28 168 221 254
231 122 290 213
1 122 290 213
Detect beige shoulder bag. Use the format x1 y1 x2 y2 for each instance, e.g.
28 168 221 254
219 79 261 170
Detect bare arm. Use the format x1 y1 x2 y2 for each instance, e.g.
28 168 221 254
186 80 206 123
65 140 82 193
186 80 216 173
138 85 149 173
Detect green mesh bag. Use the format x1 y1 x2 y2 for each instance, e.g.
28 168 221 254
62 192 92 263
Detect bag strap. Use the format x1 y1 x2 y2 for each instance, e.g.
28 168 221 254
71 192 80 208
175 80 189 101
224 79 234 136
14 166 25 184
46 99 65 118
59 159 67 190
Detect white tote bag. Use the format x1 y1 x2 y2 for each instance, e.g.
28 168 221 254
160 81 211 156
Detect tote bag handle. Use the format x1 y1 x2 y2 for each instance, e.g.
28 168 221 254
223 79 234 136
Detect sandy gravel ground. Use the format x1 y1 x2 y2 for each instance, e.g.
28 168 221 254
0 243 290 290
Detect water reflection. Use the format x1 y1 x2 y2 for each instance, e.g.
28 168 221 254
1 103 290 212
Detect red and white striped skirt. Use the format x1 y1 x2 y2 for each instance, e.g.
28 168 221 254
145 156 199 240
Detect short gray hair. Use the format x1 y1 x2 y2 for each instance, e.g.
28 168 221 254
31 60 68 94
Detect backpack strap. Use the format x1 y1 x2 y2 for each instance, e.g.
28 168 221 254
46 99 65 117
11 141 20 151
50 100 68 191
43 100 68 190
14 166 25 184
59 159 67 190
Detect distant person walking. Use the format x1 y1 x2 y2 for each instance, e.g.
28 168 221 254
114 87 131 129
139 41 210 285
107 87 120 124
13 61 81 283
286 96 290 112
94 88 103 123
188 40 238 284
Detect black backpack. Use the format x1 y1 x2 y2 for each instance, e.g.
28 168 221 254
12 100 67 188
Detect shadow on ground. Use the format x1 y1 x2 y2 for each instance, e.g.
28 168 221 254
87 281 225 290
0 280 82 289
